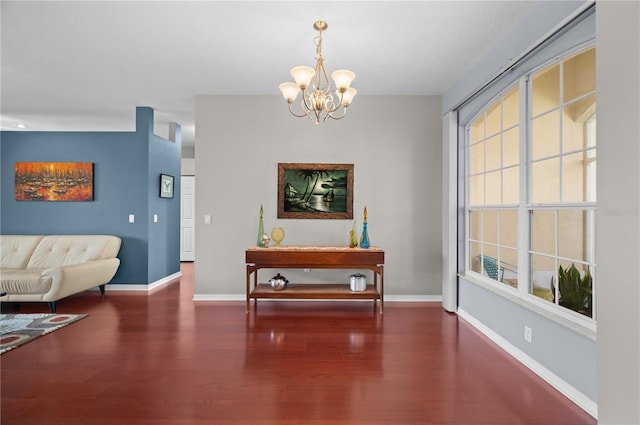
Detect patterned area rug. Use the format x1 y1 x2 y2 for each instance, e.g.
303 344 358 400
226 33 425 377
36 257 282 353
0 313 87 354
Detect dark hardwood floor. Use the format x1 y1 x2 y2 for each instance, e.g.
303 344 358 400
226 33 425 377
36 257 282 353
1 263 595 425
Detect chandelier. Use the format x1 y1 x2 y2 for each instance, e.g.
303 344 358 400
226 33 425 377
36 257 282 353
279 21 357 124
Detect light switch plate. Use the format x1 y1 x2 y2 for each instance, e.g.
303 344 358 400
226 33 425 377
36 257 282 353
129 214 135 223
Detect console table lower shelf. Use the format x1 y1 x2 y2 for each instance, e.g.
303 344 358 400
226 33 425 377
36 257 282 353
245 246 384 314
248 283 382 312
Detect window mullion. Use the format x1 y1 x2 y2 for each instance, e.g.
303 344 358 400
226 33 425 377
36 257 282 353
559 61 565 204
518 75 529 296
483 113 488 206
465 127 471 274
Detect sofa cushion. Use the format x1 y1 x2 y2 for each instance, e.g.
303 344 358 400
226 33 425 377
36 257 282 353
1 235 44 269
26 235 121 269
0 269 52 294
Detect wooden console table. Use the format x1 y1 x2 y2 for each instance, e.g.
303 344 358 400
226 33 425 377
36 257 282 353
246 246 384 313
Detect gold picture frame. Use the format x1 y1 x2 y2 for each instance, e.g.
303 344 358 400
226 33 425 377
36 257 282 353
278 163 353 219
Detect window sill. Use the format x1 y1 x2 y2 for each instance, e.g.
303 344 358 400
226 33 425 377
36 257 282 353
459 272 596 341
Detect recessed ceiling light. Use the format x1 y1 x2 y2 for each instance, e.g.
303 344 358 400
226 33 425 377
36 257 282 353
16 124 26 129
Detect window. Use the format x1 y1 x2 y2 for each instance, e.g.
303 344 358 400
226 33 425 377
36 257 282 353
467 86 520 289
466 46 596 320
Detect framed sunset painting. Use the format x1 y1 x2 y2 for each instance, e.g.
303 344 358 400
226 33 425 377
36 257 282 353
14 162 94 201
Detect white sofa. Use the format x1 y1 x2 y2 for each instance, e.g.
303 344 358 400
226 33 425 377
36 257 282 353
0 235 121 312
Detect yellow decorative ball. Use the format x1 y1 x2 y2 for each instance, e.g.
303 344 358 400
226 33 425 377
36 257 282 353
271 227 285 246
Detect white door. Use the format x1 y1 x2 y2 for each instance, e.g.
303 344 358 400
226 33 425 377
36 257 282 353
180 176 195 261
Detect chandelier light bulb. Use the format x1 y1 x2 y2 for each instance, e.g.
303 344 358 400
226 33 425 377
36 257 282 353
339 87 357 106
279 82 301 102
331 70 356 91
291 66 315 90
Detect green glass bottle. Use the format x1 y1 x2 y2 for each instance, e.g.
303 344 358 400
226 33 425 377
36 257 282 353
257 205 265 247
349 220 358 248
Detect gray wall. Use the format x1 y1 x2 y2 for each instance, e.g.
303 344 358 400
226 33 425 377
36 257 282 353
194 95 442 297
181 158 195 176
596 2 640 423
458 280 597 404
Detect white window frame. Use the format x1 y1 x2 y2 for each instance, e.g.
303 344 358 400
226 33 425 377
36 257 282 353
464 44 597 329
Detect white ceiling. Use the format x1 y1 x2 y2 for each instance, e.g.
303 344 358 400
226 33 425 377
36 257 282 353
1 1 538 153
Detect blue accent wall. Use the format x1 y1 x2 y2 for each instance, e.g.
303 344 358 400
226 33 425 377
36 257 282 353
0 107 181 285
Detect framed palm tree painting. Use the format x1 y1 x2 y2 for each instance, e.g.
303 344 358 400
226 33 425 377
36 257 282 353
278 163 353 219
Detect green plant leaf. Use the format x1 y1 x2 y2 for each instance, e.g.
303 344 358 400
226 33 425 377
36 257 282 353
557 263 593 317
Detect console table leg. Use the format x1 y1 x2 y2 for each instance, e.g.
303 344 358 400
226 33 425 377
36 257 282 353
380 267 384 314
246 266 250 313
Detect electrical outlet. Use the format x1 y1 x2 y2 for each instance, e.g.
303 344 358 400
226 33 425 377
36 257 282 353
524 326 533 343
304 268 311 272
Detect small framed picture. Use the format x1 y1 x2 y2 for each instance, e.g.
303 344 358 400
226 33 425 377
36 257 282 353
159 174 174 198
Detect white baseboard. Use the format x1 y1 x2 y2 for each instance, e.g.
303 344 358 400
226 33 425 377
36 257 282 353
193 294 245 301
385 295 442 302
457 308 597 419
104 272 181 292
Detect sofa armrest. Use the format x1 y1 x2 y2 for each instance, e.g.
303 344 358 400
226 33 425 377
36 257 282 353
39 258 121 301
